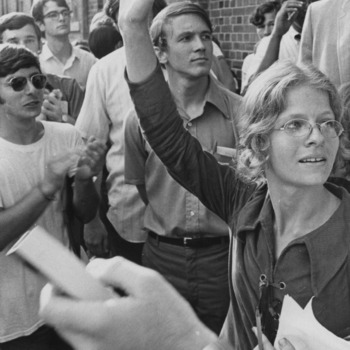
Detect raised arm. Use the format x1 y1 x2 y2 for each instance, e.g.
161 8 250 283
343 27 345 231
119 0 252 224
118 0 157 83
255 0 303 75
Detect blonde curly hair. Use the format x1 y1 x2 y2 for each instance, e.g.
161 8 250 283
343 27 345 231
237 61 344 184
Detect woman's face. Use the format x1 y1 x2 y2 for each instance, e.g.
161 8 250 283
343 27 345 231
256 11 276 40
265 85 339 189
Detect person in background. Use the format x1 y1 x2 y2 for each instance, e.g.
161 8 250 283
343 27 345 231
0 43 105 349
31 0 97 89
124 1 240 334
211 36 238 93
241 1 280 93
0 12 85 124
254 0 318 76
73 39 91 53
298 0 350 89
88 24 122 59
251 1 280 39
74 0 167 260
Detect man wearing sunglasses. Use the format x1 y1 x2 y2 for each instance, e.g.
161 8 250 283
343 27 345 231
0 44 105 349
31 0 97 89
0 12 85 124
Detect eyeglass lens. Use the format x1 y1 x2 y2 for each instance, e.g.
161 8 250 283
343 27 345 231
45 10 71 19
284 119 342 138
10 75 47 92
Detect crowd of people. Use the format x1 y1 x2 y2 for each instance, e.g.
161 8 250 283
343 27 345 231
0 0 349 349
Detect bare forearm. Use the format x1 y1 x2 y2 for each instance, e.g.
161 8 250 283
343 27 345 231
255 32 283 75
0 186 52 250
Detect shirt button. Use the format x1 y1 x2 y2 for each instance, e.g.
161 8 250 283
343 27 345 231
190 211 195 216
187 122 192 127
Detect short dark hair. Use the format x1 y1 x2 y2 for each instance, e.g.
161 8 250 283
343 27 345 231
250 1 281 27
0 43 41 78
0 12 42 43
104 0 167 23
150 1 212 51
31 0 70 23
88 24 122 59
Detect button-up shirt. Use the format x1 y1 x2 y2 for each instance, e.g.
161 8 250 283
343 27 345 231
40 43 97 89
125 72 241 238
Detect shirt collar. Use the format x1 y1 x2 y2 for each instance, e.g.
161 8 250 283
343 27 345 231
204 73 233 120
40 42 54 61
40 43 81 62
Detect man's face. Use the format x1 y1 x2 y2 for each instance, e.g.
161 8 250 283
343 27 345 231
159 13 213 80
1 24 41 54
40 0 71 37
0 66 44 121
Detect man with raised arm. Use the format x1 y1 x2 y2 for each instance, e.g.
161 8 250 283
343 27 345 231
123 1 240 334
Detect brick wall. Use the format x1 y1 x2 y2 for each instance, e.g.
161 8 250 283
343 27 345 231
207 0 266 82
85 0 267 83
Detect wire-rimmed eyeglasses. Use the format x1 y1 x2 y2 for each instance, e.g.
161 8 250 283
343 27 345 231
274 119 344 138
44 10 72 20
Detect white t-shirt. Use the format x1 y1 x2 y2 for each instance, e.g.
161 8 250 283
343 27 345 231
0 121 83 342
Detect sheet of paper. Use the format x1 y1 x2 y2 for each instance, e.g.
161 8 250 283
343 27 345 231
275 295 350 350
7 226 114 301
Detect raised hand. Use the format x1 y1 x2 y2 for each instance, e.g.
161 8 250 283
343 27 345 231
118 0 154 32
272 0 304 37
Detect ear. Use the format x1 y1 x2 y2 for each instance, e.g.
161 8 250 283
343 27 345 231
154 46 168 65
38 21 46 33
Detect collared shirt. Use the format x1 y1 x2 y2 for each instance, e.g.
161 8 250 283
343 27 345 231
125 72 240 238
75 47 146 243
127 64 350 349
40 43 97 89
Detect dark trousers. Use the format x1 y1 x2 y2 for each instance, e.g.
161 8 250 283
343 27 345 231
0 326 73 350
142 236 230 334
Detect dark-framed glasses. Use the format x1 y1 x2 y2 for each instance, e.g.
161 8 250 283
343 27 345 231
44 10 72 20
275 119 344 138
8 74 47 92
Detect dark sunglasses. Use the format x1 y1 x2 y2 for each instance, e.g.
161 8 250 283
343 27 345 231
8 74 47 92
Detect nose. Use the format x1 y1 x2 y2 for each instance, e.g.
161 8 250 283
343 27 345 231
264 27 270 36
193 35 206 51
58 12 66 21
24 79 38 95
306 123 325 145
